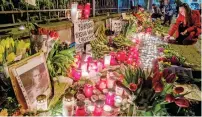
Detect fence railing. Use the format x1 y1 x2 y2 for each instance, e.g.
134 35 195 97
0 0 131 29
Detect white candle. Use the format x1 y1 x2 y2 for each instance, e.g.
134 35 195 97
71 2 78 23
114 96 122 107
104 55 111 67
104 105 112 112
81 63 89 77
36 95 48 111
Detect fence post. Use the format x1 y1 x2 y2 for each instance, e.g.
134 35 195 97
93 0 95 17
117 0 120 13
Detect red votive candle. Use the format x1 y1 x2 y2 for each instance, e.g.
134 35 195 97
84 84 93 98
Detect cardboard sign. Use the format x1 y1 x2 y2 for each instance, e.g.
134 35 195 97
168 65 193 79
112 19 122 33
74 20 95 44
75 44 84 52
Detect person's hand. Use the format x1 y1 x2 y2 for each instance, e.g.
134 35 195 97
164 35 171 42
181 30 187 35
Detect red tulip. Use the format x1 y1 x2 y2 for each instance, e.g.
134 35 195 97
171 56 178 65
126 57 133 64
163 68 172 79
129 83 138 91
129 47 138 52
166 73 176 83
110 56 118 66
153 82 164 93
175 98 190 108
165 94 175 103
152 72 162 83
54 32 59 39
116 51 126 62
174 87 184 94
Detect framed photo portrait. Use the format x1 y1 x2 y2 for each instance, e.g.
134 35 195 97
8 53 52 111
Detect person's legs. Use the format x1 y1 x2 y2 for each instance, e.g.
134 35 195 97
168 16 173 25
162 15 168 25
183 31 198 45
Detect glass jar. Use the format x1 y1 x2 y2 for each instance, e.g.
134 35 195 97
93 100 104 116
105 89 115 106
36 94 47 111
84 84 93 98
63 93 75 116
98 76 107 90
107 76 116 89
75 101 86 116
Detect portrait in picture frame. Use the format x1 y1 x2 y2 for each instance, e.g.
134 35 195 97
8 52 52 111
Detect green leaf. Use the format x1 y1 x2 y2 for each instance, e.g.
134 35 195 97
127 104 135 116
144 111 153 116
153 104 161 114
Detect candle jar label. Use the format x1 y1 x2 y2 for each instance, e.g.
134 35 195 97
37 100 48 111
115 86 124 96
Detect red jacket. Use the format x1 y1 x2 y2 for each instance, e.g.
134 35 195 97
169 10 201 38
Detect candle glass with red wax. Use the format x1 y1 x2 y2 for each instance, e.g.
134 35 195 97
105 89 115 106
72 69 82 81
107 76 116 89
83 3 90 19
84 84 93 98
75 101 86 116
98 76 107 90
93 100 104 116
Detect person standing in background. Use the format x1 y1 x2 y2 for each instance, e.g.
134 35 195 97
175 0 183 17
161 0 174 26
151 4 162 20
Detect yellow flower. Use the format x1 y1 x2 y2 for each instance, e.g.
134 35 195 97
0 109 8 116
0 45 5 54
0 54 3 63
164 50 169 53
5 38 10 49
0 39 6 48
25 42 30 49
8 37 15 47
6 52 16 63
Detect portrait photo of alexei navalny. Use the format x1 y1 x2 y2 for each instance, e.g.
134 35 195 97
11 54 52 110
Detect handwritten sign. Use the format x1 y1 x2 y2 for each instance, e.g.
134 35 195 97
74 20 95 44
112 19 122 33
75 44 84 52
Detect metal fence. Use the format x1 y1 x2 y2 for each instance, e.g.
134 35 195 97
0 0 130 29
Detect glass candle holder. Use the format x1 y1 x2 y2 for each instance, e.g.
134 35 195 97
93 100 104 116
81 62 89 77
71 2 78 23
105 89 115 106
115 84 124 96
104 54 111 67
114 96 122 107
75 101 86 116
72 69 82 81
84 84 93 98
36 94 47 111
63 93 75 116
83 3 91 19
98 76 107 90
107 76 116 89
103 105 112 116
